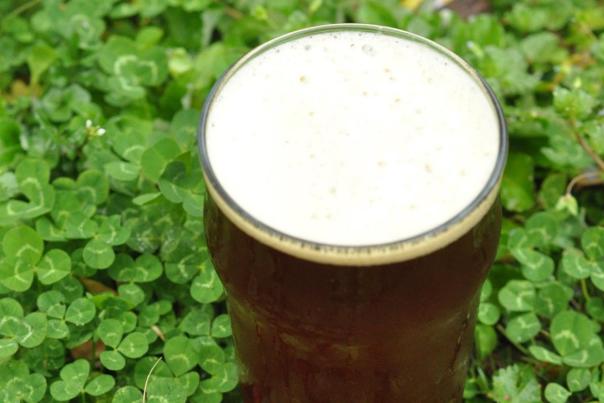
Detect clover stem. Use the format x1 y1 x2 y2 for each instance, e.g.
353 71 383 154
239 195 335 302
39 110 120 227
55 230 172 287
142 357 163 403
565 171 604 195
570 119 604 171
217 1 244 20
3 0 41 21
150 325 165 341
570 298 582 310
495 324 530 356
581 278 591 301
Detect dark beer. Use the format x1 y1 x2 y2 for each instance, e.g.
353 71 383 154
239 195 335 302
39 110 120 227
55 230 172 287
198 24 507 403
205 195 501 402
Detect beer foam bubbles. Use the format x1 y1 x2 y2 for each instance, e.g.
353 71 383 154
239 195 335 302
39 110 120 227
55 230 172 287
205 30 500 246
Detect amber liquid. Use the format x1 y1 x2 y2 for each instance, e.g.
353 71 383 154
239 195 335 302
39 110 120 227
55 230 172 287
205 196 501 403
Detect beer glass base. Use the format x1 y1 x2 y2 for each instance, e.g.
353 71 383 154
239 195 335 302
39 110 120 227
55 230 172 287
230 293 480 403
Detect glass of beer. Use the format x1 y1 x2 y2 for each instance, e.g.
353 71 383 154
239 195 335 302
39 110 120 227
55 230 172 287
198 24 507 403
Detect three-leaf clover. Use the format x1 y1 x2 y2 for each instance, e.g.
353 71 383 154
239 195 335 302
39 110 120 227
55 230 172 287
0 298 48 359
550 310 604 368
0 225 71 291
0 360 47 403
98 319 149 371
50 359 115 401
0 159 55 222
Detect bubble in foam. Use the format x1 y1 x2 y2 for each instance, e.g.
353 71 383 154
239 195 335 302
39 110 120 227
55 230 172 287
205 30 500 246
361 43 376 55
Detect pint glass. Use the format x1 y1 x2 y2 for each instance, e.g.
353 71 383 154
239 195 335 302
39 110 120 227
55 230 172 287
198 24 507 403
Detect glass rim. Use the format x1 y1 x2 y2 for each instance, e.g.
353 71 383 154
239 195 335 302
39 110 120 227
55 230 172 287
197 23 508 266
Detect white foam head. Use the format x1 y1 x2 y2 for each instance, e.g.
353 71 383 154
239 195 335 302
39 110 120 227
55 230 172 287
204 27 501 248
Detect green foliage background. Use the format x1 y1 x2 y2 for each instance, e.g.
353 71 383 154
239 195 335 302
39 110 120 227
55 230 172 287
1 0 604 401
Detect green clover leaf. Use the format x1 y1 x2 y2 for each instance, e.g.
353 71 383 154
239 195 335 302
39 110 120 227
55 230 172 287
210 314 232 339
10 159 55 219
566 368 591 392
179 307 213 336
561 248 595 280
53 276 85 302
83 239 115 269
0 258 36 292
525 212 557 248
164 335 197 376
65 297 96 326
0 337 19 358
146 376 188 403
63 213 98 240
550 310 604 367
199 362 239 394
37 249 71 285
500 153 535 212
0 227 71 290
538 173 567 209
100 350 126 371
105 161 140 181
37 290 66 318
0 172 19 203
498 280 536 312
529 345 562 365
97 215 131 246
179 372 201 396
133 357 172 388
47 319 70 340
195 336 226 375
170 109 199 147
27 42 57 84
141 138 182 182
97 319 124 348
511 248 554 282
0 118 21 171
112 386 143 403
3 225 43 264
158 159 204 209
77 170 109 206
165 253 201 284
581 227 604 260
109 253 163 283
117 283 145 308
105 116 152 163
535 282 573 318
475 323 498 360
117 332 149 358
591 263 604 291
50 359 90 401
35 217 67 242
190 260 224 303
544 383 571 403
84 374 115 396
15 312 47 348
0 360 47 402
97 35 168 106
505 312 541 344
507 228 532 250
